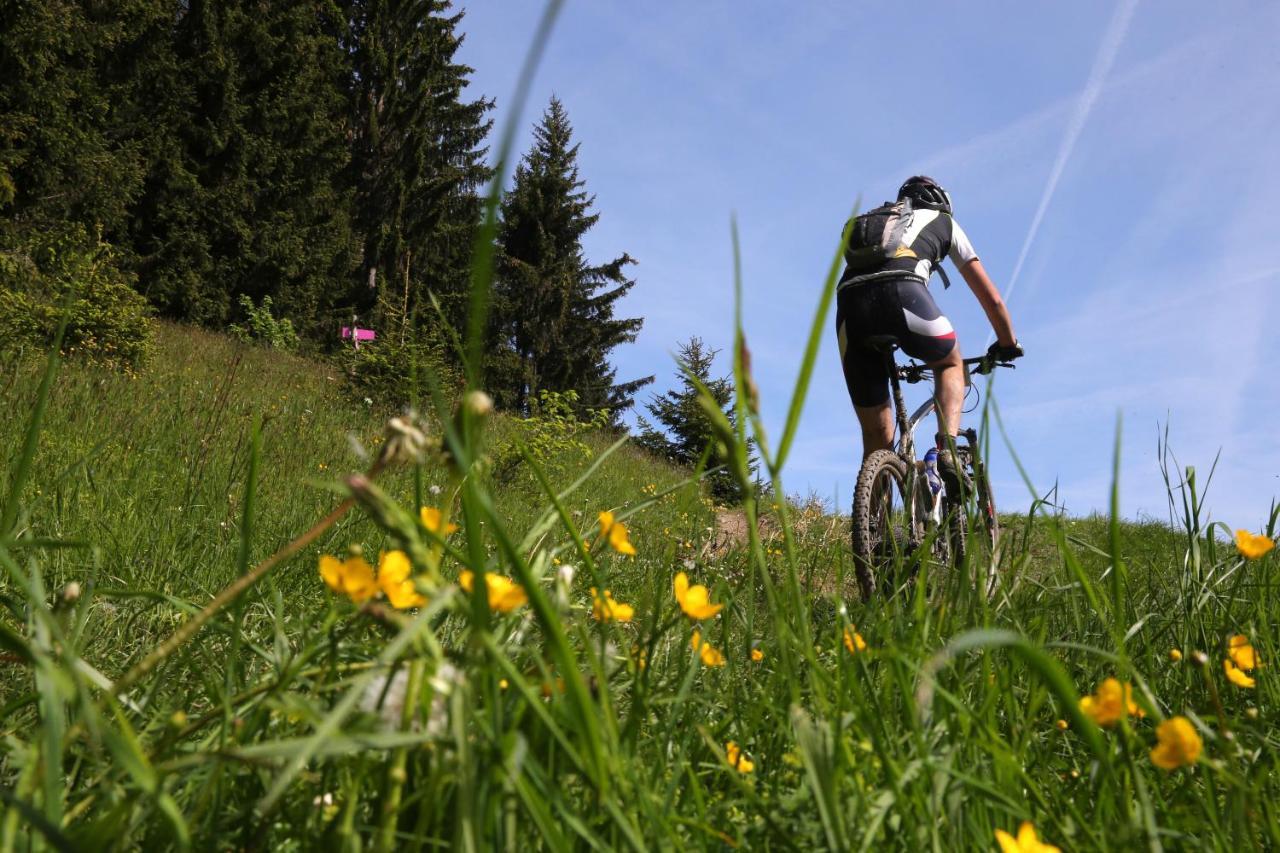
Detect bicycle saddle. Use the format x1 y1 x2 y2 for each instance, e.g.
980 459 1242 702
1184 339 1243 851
861 334 900 353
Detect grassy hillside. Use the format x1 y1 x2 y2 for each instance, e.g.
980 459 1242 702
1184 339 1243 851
1 324 1278 850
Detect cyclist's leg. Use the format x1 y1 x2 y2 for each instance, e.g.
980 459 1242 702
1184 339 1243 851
891 280 961 438
836 286 893 459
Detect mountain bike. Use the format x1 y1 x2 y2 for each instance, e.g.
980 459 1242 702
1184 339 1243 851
850 335 1014 600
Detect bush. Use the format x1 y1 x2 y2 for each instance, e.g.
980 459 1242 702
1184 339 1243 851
339 326 464 408
228 295 300 351
492 389 610 481
0 227 153 370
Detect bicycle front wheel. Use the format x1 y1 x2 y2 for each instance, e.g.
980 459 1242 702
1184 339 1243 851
851 449 917 601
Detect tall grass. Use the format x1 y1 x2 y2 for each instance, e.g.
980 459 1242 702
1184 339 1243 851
3 12 1280 850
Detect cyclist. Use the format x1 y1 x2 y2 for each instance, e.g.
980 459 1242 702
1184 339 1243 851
835 176 1023 492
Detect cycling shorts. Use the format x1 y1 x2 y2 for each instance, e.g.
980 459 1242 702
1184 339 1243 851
835 277 956 408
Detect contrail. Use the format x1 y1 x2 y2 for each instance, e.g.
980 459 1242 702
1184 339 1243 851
1000 0 1140 311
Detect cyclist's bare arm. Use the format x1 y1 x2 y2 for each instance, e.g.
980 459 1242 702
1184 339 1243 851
958 259 1017 347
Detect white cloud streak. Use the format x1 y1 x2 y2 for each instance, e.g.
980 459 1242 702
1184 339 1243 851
1000 0 1141 314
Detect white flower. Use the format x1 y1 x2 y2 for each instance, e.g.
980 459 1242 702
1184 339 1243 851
428 484 442 496
556 563 576 587
379 413 431 467
363 397 373 406
360 667 410 728
425 662 465 738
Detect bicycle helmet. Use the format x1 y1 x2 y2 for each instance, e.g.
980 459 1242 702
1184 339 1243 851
898 175 952 215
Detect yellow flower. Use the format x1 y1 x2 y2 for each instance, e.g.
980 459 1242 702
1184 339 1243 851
1078 678 1145 727
691 630 726 667
725 741 754 774
319 554 378 603
994 821 1060 853
751 648 764 662
591 587 635 623
1224 658 1256 688
1054 719 1068 731
1150 716 1202 770
1169 648 1183 662
1227 635 1259 670
420 506 459 536
598 511 637 556
459 570 527 613
1236 529 1275 559
843 627 867 654
378 550 425 609
673 572 723 620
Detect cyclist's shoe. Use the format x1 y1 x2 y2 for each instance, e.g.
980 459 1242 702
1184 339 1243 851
934 435 972 504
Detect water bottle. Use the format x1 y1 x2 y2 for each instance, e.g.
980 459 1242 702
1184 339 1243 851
923 447 944 525
923 447 943 497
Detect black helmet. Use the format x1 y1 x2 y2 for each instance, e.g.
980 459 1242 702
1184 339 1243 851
898 175 952 214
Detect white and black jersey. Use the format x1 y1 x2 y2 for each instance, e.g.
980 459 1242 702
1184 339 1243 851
838 210 978 289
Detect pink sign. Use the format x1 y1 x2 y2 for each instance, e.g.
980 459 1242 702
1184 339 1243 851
340 326 377 343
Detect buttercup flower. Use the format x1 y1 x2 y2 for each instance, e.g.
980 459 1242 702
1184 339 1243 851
378 550 425 609
1169 648 1183 662
674 572 723 620
1235 529 1275 560
690 630 726 667
591 588 635 623
459 570 528 613
725 741 755 774
1227 635 1259 670
1054 719 1068 731
1079 678 1145 727
994 821 1060 853
843 627 867 654
1150 716 1202 770
751 648 765 662
1224 658 1256 688
598 511 637 556
420 506 459 536
319 554 378 603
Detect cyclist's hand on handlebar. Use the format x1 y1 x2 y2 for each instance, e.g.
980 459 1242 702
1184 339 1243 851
986 340 1024 362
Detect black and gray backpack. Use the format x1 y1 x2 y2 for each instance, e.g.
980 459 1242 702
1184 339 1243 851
839 198 952 289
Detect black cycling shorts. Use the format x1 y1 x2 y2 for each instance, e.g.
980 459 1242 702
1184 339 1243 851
835 278 956 407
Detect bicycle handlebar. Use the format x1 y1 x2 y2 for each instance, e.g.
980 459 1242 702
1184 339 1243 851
898 356 1015 384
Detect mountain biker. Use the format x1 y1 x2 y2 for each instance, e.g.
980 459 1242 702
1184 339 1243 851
835 176 1022 492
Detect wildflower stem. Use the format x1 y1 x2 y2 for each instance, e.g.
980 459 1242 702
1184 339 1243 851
110 462 384 696
378 657 425 852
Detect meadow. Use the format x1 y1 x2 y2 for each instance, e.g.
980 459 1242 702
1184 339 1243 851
1 304 1277 851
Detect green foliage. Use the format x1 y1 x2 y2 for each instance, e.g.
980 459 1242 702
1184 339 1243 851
636 337 755 503
492 389 610 480
2 322 1280 849
488 97 652 420
228 295 299 351
0 227 153 369
338 325 464 408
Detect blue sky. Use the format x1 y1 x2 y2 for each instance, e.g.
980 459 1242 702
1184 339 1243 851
455 1 1280 529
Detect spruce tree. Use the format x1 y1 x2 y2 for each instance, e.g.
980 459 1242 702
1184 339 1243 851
127 0 358 330
635 337 753 504
342 0 493 337
0 0 156 237
491 97 650 419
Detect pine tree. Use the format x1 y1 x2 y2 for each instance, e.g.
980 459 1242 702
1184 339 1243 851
127 0 358 330
0 0 156 237
491 97 651 419
635 338 753 504
342 0 493 337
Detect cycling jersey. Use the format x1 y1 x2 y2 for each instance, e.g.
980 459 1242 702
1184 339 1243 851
835 211 979 408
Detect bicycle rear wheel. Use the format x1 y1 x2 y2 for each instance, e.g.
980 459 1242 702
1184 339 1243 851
851 450 917 601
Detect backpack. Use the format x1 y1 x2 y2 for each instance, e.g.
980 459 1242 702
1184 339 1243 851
839 198 952 288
